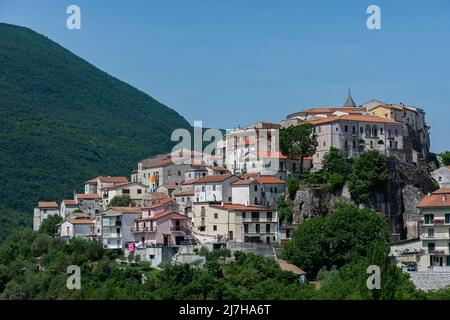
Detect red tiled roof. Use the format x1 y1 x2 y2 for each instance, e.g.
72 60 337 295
142 197 176 209
110 207 142 214
194 175 235 183
161 184 178 190
210 203 271 211
38 201 58 208
67 219 94 225
138 211 189 221
75 194 102 200
417 190 450 208
432 188 450 195
277 259 307 275
63 200 78 206
85 176 128 184
182 179 199 185
233 176 285 185
309 115 400 126
175 190 195 196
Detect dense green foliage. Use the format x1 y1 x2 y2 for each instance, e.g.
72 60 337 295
322 147 352 191
276 196 293 224
0 229 317 300
0 23 191 238
282 203 390 276
439 151 450 166
109 196 133 207
348 150 389 204
280 123 318 174
38 214 63 236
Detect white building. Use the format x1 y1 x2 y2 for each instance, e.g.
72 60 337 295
100 207 142 250
417 188 450 267
33 201 60 231
84 176 129 195
99 182 148 207
60 200 79 220
60 219 96 242
432 166 450 189
309 115 403 169
231 176 285 207
193 175 240 203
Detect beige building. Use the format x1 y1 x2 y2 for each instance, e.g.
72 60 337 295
33 201 60 231
366 101 430 163
193 203 278 244
84 176 128 195
100 182 148 207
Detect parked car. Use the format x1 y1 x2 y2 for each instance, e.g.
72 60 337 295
406 263 418 271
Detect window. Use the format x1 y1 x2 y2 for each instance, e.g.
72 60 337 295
244 224 249 233
360 127 363 134
428 228 434 238
123 189 130 194
425 214 434 224
252 212 260 220
214 213 218 219
352 141 356 148
267 212 273 221
254 185 258 192
352 126 356 134
213 185 216 191
266 224 271 233
202 186 205 192
178 171 181 176
344 125 348 132
137 189 142 194
213 225 217 231
323 141 326 147
255 224 260 233
380 128 384 135
428 242 435 253
254 197 258 205
446 214 450 224
336 127 339 132
242 212 246 219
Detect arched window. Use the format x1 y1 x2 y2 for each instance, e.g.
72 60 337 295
378 140 384 145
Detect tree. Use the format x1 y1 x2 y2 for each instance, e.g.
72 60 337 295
348 150 389 204
322 147 352 191
39 214 63 236
109 195 132 207
282 203 390 276
280 123 318 174
439 151 450 166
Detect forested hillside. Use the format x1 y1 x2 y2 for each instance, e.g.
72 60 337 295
0 23 191 239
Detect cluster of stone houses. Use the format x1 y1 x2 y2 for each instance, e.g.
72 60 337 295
34 93 437 265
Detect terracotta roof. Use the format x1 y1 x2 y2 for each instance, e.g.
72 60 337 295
287 107 365 119
75 194 102 200
146 192 169 200
175 190 195 196
182 178 199 185
38 201 58 208
85 176 128 184
138 211 189 221
67 219 95 225
432 188 450 195
255 151 287 159
210 203 271 211
277 259 307 275
110 207 142 214
142 197 176 209
194 175 235 183
309 115 400 126
63 200 78 206
207 166 229 172
161 184 178 190
417 190 450 208
233 176 285 185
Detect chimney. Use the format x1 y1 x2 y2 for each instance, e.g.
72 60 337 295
221 201 224 207
443 195 447 202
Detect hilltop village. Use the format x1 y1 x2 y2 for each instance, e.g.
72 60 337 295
33 93 450 270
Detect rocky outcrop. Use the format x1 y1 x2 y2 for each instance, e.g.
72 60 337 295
292 186 333 224
291 156 439 241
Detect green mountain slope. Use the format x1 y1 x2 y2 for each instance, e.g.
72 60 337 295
0 23 191 238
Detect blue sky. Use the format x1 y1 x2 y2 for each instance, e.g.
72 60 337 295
1 0 449 152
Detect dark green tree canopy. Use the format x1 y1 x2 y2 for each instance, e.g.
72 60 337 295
280 123 318 174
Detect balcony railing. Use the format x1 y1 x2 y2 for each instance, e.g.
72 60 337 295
131 227 156 233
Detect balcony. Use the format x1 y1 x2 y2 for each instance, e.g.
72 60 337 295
102 232 121 238
131 227 156 233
